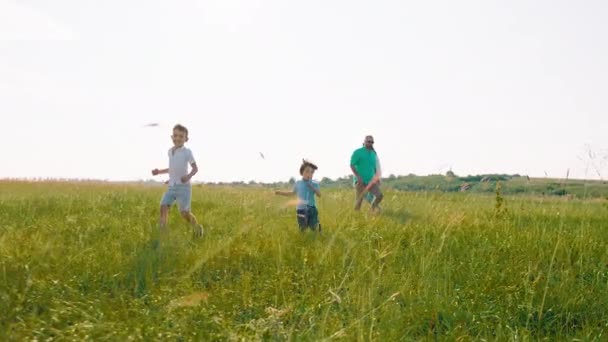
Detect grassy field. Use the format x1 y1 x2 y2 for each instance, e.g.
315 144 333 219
1 181 607 340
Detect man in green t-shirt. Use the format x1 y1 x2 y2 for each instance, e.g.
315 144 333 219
350 135 383 211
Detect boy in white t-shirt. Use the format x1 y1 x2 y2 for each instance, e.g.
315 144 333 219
151 124 203 237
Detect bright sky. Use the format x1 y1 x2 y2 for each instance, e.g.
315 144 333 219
1 0 607 183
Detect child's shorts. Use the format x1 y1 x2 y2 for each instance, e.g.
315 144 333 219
160 184 192 211
296 205 320 231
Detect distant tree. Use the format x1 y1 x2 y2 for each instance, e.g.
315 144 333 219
288 177 296 185
320 177 333 186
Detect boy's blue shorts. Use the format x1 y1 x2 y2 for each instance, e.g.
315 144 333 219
160 184 192 212
296 205 319 230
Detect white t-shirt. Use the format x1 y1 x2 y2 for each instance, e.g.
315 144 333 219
167 146 196 186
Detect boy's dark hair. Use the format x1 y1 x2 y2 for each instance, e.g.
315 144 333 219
300 159 318 175
173 124 189 137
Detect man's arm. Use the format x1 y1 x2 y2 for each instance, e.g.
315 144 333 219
375 155 382 185
350 165 363 184
369 174 381 186
350 150 364 184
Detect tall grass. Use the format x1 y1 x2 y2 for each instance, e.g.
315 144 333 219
1 181 607 340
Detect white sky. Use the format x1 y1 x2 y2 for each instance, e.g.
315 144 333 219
1 0 607 182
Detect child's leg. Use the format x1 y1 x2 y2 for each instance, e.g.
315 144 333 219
176 184 197 225
160 205 170 227
181 211 203 237
180 210 199 225
159 187 176 228
308 206 319 231
296 209 308 232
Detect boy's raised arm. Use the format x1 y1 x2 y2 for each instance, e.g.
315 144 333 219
275 190 295 196
306 181 321 197
152 168 169 176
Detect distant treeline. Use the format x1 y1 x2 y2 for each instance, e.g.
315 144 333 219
205 173 608 199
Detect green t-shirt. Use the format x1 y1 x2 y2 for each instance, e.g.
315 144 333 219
350 147 377 184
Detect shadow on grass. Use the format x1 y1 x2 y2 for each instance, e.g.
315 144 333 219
381 208 414 225
124 229 180 297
